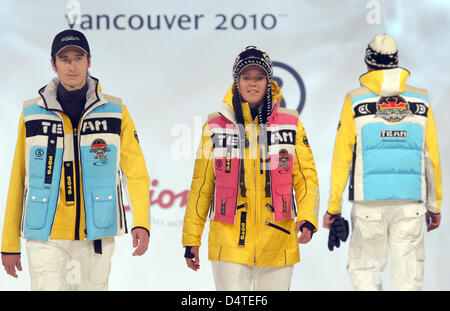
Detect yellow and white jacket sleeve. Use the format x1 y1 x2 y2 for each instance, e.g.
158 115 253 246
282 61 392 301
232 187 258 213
182 122 215 247
1 114 26 253
424 106 442 214
293 119 320 231
328 96 356 215
120 105 151 233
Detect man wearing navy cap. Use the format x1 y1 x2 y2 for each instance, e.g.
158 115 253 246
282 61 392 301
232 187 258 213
1 30 151 290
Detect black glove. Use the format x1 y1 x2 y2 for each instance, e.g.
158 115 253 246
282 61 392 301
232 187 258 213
328 215 349 251
299 220 316 236
184 246 195 259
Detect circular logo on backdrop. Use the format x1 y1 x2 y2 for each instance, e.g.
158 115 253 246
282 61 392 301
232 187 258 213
273 61 306 114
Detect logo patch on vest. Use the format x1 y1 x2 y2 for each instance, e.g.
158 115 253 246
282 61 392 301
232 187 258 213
225 152 232 173
34 148 45 159
380 130 407 138
90 138 110 164
215 159 223 170
278 149 290 174
375 95 412 122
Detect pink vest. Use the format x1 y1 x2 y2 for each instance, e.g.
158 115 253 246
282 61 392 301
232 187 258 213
208 101 298 224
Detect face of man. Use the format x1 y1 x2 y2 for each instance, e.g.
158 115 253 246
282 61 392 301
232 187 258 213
238 65 268 107
51 46 91 91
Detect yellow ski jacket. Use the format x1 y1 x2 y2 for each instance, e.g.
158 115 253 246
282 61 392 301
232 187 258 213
1 76 151 254
182 82 319 267
328 68 442 215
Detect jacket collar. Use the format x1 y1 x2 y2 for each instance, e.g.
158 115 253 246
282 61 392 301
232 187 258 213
359 67 410 97
38 75 106 112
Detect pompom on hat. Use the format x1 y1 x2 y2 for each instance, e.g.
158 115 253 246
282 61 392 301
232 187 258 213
364 34 399 70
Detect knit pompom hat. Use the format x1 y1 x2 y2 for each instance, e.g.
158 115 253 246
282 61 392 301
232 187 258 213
232 45 273 83
364 34 399 70
232 46 273 138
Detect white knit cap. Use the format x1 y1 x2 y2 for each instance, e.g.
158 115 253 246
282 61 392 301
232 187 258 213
369 34 398 54
365 34 399 69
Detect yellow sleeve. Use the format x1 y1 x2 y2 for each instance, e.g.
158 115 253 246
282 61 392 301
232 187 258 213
120 105 151 233
293 119 320 231
424 106 442 213
182 122 215 247
328 95 356 215
1 113 26 254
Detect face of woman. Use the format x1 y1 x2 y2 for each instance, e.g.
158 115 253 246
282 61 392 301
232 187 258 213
238 65 268 107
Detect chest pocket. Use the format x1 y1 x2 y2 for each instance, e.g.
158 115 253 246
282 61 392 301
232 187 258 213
91 187 116 229
25 188 52 230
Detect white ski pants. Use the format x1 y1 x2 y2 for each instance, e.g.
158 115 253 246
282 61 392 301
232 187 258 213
212 260 294 291
26 238 114 291
347 202 426 291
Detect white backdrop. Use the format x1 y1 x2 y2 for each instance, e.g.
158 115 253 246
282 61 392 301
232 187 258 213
0 0 448 291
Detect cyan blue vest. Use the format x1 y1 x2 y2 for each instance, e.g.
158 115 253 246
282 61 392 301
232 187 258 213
350 90 429 202
22 79 126 241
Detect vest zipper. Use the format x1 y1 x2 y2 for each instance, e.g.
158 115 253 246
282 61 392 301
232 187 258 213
253 123 258 266
254 158 257 266
72 103 97 240
20 188 28 234
73 127 81 240
47 112 65 239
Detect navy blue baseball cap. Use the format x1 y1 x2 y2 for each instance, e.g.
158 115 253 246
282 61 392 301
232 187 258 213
51 29 90 59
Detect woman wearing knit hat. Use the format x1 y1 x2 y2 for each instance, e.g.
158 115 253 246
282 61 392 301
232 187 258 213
182 46 320 290
324 34 442 290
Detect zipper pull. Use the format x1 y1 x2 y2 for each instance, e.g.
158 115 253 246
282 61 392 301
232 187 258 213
221 199 226 215
74 128 78 137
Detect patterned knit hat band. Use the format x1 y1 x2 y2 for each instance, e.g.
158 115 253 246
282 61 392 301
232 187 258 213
364 34 399 70
364 45 399 70
232 46 273 83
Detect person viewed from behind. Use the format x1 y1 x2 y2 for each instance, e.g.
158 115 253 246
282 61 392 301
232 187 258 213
324 34 442 291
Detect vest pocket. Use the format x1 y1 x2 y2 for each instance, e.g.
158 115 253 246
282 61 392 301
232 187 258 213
215 185 236 216
25 188 51 230
92 187 116 229
274 184 292 196
273 184 293 217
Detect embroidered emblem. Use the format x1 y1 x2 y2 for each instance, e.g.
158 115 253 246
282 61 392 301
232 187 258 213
90 138 110 162
375 95 412 122
303 135 310 147
278 148 290 174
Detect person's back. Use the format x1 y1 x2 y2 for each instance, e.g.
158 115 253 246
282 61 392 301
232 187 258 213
324 34 442 291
